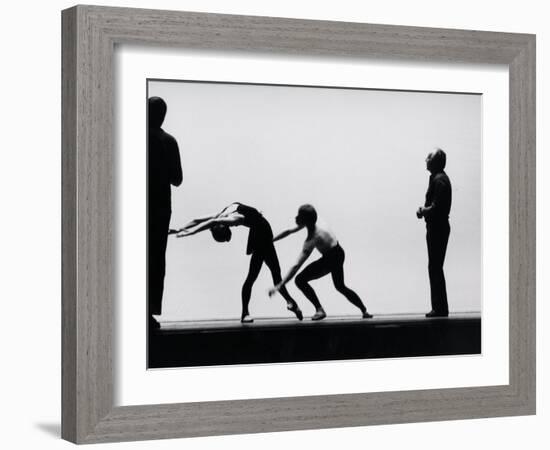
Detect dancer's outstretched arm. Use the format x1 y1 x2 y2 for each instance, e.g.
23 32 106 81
176 214 244 237
177 203 239 233
268 241 314 296
178 214 216 232
273 225 303 242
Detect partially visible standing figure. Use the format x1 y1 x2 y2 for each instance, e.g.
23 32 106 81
416 148 452 318
148 97 183 330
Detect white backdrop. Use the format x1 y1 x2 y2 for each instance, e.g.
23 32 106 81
0 1 547 450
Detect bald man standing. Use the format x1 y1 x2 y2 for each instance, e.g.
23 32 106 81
417 148 452 318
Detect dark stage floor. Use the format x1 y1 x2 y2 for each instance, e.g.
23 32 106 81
148 313 481 368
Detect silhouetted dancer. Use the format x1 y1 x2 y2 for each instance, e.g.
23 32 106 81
175 202 303 323
416 148 452 318
148 97 183 330
268 205 372 321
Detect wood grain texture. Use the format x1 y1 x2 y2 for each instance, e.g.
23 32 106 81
508 36 536 411
61 5 536 444
61 6 77 443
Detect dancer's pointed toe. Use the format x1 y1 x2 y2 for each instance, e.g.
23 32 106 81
287 304 303 321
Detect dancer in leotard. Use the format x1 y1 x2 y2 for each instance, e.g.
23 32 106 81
175 202 303 323
269 204 372 321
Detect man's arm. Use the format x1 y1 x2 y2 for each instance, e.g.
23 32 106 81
273 225 303 242
269 241 314 295
418 180 445 218
166 135 183 187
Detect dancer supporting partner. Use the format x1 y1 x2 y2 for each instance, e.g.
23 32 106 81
268 204 372 321
175 202 303 323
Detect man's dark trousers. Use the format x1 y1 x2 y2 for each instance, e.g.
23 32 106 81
148 208 171 316
426 220 450 315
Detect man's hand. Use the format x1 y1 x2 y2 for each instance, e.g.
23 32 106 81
176 229 193 238
416 207 424 219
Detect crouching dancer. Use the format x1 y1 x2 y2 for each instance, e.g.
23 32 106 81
269 204 372 321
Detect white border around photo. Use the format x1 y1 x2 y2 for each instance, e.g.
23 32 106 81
114 45 509 406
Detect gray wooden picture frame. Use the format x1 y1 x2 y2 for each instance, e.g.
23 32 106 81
61 5 536 444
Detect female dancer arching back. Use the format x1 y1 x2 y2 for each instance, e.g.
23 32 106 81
175 202 303 323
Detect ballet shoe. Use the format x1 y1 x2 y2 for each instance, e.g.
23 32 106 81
362 311 373 319
287 304 303 321
311 309 327 321
241 314 254 323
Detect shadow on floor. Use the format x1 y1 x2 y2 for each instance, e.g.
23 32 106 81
35 423 60 438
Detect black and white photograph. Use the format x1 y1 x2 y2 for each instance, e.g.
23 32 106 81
2 0 544 447
147 79 482 368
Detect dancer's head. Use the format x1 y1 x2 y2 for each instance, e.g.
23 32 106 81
148 96 167 129
295 204 317 228
211 224 232 242
426 148 446 173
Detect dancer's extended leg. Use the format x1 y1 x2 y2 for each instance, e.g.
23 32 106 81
426 223 450 316
241 252 263 322
331 265 371 317
264 246 303 320
295 258 331 320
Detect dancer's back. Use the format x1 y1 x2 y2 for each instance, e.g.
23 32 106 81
306 220 338 254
